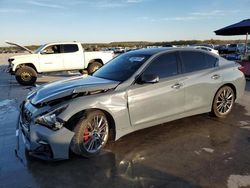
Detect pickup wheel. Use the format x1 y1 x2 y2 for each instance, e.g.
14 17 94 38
87 62 102 74
15 66 37 86
79 70 88 75
70 110 109 158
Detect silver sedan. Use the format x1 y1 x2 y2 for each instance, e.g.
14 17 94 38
19 48 246 160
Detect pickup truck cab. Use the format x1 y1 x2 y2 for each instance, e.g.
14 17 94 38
7 42 114 85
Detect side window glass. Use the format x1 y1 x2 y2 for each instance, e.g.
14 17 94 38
180 51 208 73
42 45 61 54
205 54 218 68
63 44 79 53
143 53 178 79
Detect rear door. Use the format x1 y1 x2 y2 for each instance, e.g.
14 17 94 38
179 50 221 112
62 44 83 70
38 44 64 72
127 52 185 127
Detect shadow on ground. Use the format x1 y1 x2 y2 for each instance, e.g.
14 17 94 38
24 152 201 188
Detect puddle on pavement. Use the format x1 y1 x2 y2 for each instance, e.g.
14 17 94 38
0 99 18 121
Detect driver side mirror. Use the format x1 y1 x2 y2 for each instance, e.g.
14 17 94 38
137 74 159 84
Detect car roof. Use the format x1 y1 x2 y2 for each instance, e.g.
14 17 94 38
127 47 209 56
126 47 220 59
192 46 211 49
126 47 178 56
43 42 79 46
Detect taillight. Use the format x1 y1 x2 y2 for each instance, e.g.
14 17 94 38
238 66 245 73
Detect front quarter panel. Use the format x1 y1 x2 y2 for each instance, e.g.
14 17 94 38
12 54 39 72
58 90 133 140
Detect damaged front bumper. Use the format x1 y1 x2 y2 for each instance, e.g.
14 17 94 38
7 59 15 75
17 107 75 160
6 65 14 75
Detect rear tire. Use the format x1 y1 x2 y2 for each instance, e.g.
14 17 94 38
70 110 109 158
211 86 235 118
15 66 37 86
87 62 102 74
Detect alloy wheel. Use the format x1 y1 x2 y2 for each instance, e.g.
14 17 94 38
215 87 234 115
82 114 109 153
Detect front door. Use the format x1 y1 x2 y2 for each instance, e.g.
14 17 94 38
39 44 64 72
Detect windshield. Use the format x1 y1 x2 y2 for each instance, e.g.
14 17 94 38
93 52 151 82
34 44 46 54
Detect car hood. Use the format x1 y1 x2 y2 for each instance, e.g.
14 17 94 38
6 41 33 54
28 76 120 105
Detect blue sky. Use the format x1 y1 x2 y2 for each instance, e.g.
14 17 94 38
1 0 250 46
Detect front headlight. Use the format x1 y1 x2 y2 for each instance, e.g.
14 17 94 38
8 58 14 63
8 58 14 68
35 105 68 129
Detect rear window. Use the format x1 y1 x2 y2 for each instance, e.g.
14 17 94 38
180 51 217 73
62 44 79 53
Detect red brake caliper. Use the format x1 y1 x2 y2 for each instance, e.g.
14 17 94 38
83 128 89 142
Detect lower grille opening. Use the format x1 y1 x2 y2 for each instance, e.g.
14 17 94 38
29 141 54 160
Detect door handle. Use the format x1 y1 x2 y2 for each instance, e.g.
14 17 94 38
211 74 220 80
171 83 182 89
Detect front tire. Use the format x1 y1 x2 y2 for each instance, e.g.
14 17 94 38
15 66 37 86
87 62 102 74
211 86 235 118
79 70 88 75
70 110 109 157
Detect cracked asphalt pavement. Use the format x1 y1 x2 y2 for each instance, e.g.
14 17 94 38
0 57 250 188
